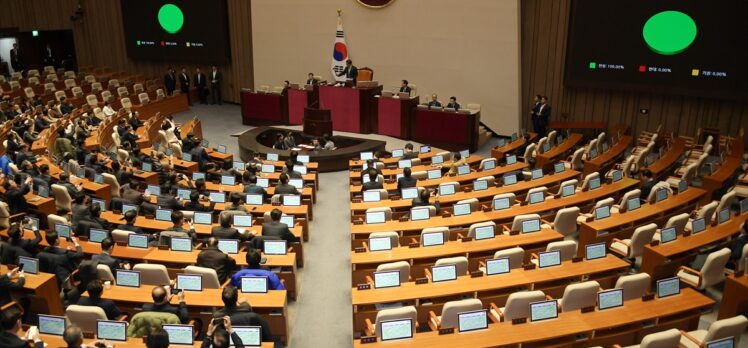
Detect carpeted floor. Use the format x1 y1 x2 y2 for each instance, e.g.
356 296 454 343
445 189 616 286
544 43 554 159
172 103 740 348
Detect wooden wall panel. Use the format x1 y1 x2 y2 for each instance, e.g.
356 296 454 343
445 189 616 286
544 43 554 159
521 0 748 147
0 0 253 103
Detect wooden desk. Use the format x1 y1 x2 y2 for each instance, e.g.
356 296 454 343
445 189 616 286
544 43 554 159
718 274 748 319
641 212 748 282
411 108 481 152
584 135 633 176
32 334 275 348
646 138 686 180
490 132 537 159
579 188 706 257
349 150 482 169
36 156 113 204
348 155 484 183
701 147 742 204
0 265 63 315
535 133 583 169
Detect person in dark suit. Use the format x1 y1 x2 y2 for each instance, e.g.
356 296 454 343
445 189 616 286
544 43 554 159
397 167 417 193
9 43 22 72
183 191 214 212
142 286 189 323
412 188 440 213
4 175 32 215
211 214 245 241
164 68 177 96
261 209 299 243
275 173 299 195
195 67 207 104
117 210 144 234
639 170 656 203
0 305 45 348
157 188 185 211
336 59 358 86
77 280 122 320
446 96 461 111
213 286 273 342
203 316 245 348
62 326 84 348
534 95 551 137
305 73 318 86
0 267 25 306
362 170 383 191
402 143 418 160
179 67 191 105
91 238 125 273
529 94 541 133
210 65 223 105
41 232 83 277
197 238 237 283
427 94 441 108
43 43 54 68
243 174 267 199
7 222 41 257
399 80 411 94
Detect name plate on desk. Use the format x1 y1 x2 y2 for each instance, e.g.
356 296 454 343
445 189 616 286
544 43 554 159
581 306 595 313
116 241 126 246
523 264 536 271
650 241 660 247
572 256 584 263
438 328 455 335
360 336 377 344
354 247 366 253
683 230 691 237
512 318 527 325
509 230 520 236
415 277 428 285
357 283 371 290
352 199 362 204
461 237 473 243
736 270 745 277
596 230 609 237
470 270 483 278
399 216 409 222
642 293 655 301
158 245 169 250
353 220 363 225
409 242 419 248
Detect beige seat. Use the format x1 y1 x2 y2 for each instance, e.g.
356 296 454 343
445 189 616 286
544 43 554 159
85 75 96 84
559 280 600 312
97 264 115 282
117 86 129 97
579 172 601 191
556 179 579 196
111 229 134 243
368 306 417 338
44 82 56 93
612 189 641 214
102 173 121 198
547 130 558 147
366 207 392 221
133 83 144 94
138 92 150 105
737 244 748 273
477 159 496 171
614 273 651 301
55 90 67 102
510 214 541 233
654 213 690 241
687 201 718 230
429 299 483 330
66 305 107 333
86 94 99 107
101 90 113 103
646 181 673 203
585 139 599 160
456 198 480 212
610 223 657 260
156 89 166 100
544 207 580 238
121 97 132 111
714 190 737 220
27 76 40 86
50 184 73 212
679 315 747 348
46 74 59 82
523 143 537 164
619 154 636 178
467 221 496 239
72 87 83 98
364 189 389 201
65 78 76 89
440 181 460 194
476 175 495 186
491 247 525 269
24 87 34 99
532 241 577 265
375 261 410 283
596 132 606 153
676 248 730 290
434 256 468 276
91 82 103 93
435 151 452 161
666 162 697 187
368 231 399 248
420 227 449 246
619 328 682 348
27 69 40 77
411 171 427 180
492 193 516 209
491 290 545 322
184 266 221 288
108 79 120 89
111 131 121 148
117 149 130 163
93 108 105 122
0 202 14 229
525 186 547 203
64 70 76 79
132 264 171 285
47 214 68 230
9 80 20 91
536 137 548 154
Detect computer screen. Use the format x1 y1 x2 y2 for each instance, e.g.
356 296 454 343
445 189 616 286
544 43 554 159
554 162 565 173
231 326 261 347
27 217 40 231
368 237 392 251
155 209 172 221
97 320 127 341
261 164 275 173
522 219 541 233
678 180 688 193
410 208 431 221
691 217 706 234
360 152 374 160
177 189 191 200
612 170 623 182
233 161 246 171
92 198 106 212
589 148 598 159
192 172 205 181
474 225 495 240
264 240 287 255
293 165 308 174
193 212 212 225
54 223 71 239
627 197 641 211
598 289 624 310
538 250 562 268
740 199 748 215
256 178 269 188
170 237 192 252
705 337 735 348
431 155 444 165
602 142 609 152
221 175 236 186
503 174 517 186
182 153 192 162
718 209 730 224
289 178 304 190
210 192 226 203
217 239 239 254
542 142 551 153
283 195 301 206
122 204 138 216
116 270 141 288
280 215 294 227
511 133 518 142
422 232 444 247
439 184 456 196
594 205 611 220
562 184 576 197
18 256 39 274
506 154 517 165
373 270 401 289
147 184 161 196
589 177 601 190
380 319 413 341
660 226 677 243
585 242 607 260
89 229 108 243
529 192 544 204
176 274 202 291
423 169 440 180
266 153 279 161
245 194 263 205
657 277 680 298
483 159 497 170
460 150 470 159
457 310 488 333
392 149 404 158
240 276 268 293
486 257 510 275
128 234 149 249
363 190 381 202
530 300 558 322
217 145 227 154
497 138 507 147
233 215 252 227
162 324 194 345
531 168 543 180
397 160 411 169
431 264 457 282
457 165 471 175
142 162 153 172
38 185 49 198
656 188 668 202
493 197 511 211
38 314 65 335
420 145 431 153
401 188 418 200
473 180 488 191
453 203 471 217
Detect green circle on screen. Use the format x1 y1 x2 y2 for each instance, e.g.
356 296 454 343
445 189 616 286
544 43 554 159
643 11 697 55
158 4 184 34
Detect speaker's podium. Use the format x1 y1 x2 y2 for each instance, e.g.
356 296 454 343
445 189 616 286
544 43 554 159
303 107 332 136
318 84 382 134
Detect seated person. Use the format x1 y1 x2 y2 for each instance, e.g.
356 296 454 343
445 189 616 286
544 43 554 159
402 143 418 159
142 286 189 323
272 134 286 150
442 151 466 175
183 191 214 212
197 238 237 283
284 161 302 179
224 192 249 213
0 267 25 307
427 94 441 108
397 167 417 193
275 173 299 195
41 232 83 281
230 249 285 290
412 188 440 213
399 80 411 94
323 134 335 150
117 210 144 234
7 220 42 257
446 96 460 110
91 238 126 273
362 169 383 191
261 208 299 243
312 138 324 151
243 174 267 198
158 211 197 244
204 316 245 348
77 280 122 320
1 305 44 348
156 186 185 211
62 326 84 348
213 286 273 342
211 214 249 241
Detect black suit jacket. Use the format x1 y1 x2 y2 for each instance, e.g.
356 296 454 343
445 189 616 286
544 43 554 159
194 73 206 88
91 252 121 273
0 274 25 306
164 73 177 91
363 180 383 191
157 194 184 211
261 221 299 243
0 331 44 348
337 65 358 84
116 224 144 234
243 184 267 198
274 184 299 195
77 296 122 320
305 78 318 86
179 73 190 92
183 201 214 212
397 176 417 191
197 247 236 283
640 180 656 202
211 226 244 241
214 306 273 342
412 196 440 213
399 86 411 94
537 104 551 125
142 302 189 323
9 228 42 255
210 71 222 86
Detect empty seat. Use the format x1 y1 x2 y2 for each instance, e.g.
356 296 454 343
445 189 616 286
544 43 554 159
676 248 730 290
368 231 399 248
434 256 468 277
679 315 747 348
532 241 577 265
132 264 170 285
510 214 541 232
420 227 449 246
366 207 392 221
375 261 410 283
614 273 651 301
491 290 546 322
610 223 657 260
367 306 417 338
66 305 107 333
429 298 483 330
618 328 681 348
559 280 600 312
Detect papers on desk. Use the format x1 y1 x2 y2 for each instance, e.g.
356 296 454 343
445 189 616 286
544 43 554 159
298 144 315 149
291 147 303 151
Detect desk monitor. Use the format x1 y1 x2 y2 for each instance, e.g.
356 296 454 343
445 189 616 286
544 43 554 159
460 150 470 159
594 205 611 221
38 314 65 335
368 236 392 251
522 219 541 233
420 145 431 153
705 337 735 348
506 154 517 165
176 189 191 200
221 175 236 186
531 168 543 180
511 132 518 141
182 153 193 162
401 187 418 200
162 324 194 345
17 256 39 275
589 148 598 159
473 179 488 191
280 215 294 227
538 250 562 268
493 197 511 211
453 203 471 217
474 225 495 240
231 326 262 347
431 264 457 282
422 232 445 247
529 191 544 204
410 207 431 221
678 180 688 193
266 153 279 161
142 162 153 172
397 159 411 169
201 139 210 147
627 197 641 211
601 142 609 153
256 178 269 188
89 229 108 243
530 300 559 322
360 152 374 160
232 215 252 228
245 194 263 206
283 195 301 206
439 184 456 196
554 162 565 174
366 211 386 224
217 145 227 154
193 212 212 225
241 276 269 293
218 239 239 254
297 155 310 163
210 192 226 203
233 161 246 171
93 173 103 184
585 242 607 260
380 318 413 342
660 226 677 244
116 270 141 288
373 270 401 289
482 159 497 170
655 188 668 203
497 139 507 148
192 172 206 181
542 142 551 153
612 170 623 182
741 199 748 215
170 237 192 252
718 208 730 224
122 204 138 216
458 310 488 333
392 149 404 158
54 223 71 239
97 320 127 341
395 173 404 181
503 174 517 186
27 217 40 231
293 165 307 175
691 217 706 234
457 165 471 175
486 257 510 275
431 155 444 165
38 185 49 198
362 175 373 184
656 277 680 298
427 169 442 180
264 240 287 255
92 198 106 212
589 177 601 190
561 184 576 197
597 289 624 310
363 190 381 202
155 209 172 222
176 274 202 292
146 184 161 196
128 234 149 249
261 164 275 173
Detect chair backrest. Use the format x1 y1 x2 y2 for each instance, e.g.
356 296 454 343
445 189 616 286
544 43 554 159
493 193 516 208
50 184 73 211
420 227 449 246
27 69 40 77
133 83 144 93
524 143 537 162
65 305 107 333
441 181 460 193
91 82 103 92
72 87 83 98
596 132 606 152
44 82 56 92
556 179 579 195
699 248 731 289
560 280 600 311
456 198 480 212
102 173 120 198
738 244 748 273
64 71 76 79
701 315 748 344
24 87 34 99
614 273 651 301
681 162 698 182
184 266 221 288
547 130 557 147
435 256 468 276
111 131 121 148
526 186 547 203
374 306 417 338
44 65 55 73
28 76 40 86
411 171 427 180
369 231 399 248
86 94 99 107
618 189 641 213
715 190 737 218
436 151 452 161
101 90 112 102
65 78 76 88
439 298 483 329
366 207 392 221
85 75 96 83
132 264 171 285
47 214 68 231
476 176 495 186
376 261 410 283
663 213 689 235
117 86 129 97
638 329 682 348
121 97 132 110
0 202 10 229
511 214 541 232
553 207 581 237
696 201 718 225
646 181 673 203
629 223 658 258
502 290 546 321
478 158 496 171
156 89 166 99
139 92 150 104
108 79 120 88
586 139 598 156
594 197 615 210
580 172 600 191
358 67 374 82
467 221 496 239
111 229 134 243
97 264 115 282
493 247 525 269
545 240 577 261
569 147 584 171
536 137 548 154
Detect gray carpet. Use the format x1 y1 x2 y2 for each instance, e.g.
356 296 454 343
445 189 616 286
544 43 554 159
173 104 738 348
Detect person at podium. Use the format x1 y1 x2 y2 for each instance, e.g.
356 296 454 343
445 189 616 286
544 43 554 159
336 59 358 86
306 73 318 86
427 94 441 108
323 134 335 150
446 96 461 111
399 80 411 94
